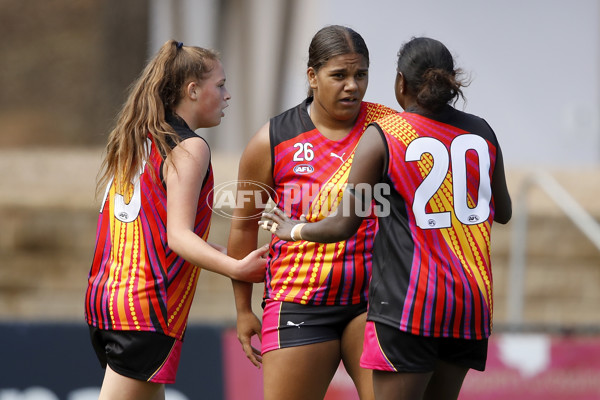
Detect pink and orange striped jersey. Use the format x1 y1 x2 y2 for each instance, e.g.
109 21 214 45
267 99 396 305
85 117 213 340
367 107 501 340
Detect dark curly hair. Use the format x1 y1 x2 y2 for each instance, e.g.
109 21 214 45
397 37 469 112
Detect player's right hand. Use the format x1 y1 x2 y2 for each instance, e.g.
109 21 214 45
236 311 263 368
236 244 269 283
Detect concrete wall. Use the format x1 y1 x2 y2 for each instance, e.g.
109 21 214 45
0 0 148 147
1 0 599 329
1 148 599 329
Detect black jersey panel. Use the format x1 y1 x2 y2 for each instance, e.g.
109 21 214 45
368 175 414 326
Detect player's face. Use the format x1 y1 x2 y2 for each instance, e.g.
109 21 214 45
193 60 231 128
308 53 368 123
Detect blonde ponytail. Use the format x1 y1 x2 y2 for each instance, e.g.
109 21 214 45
97 40 219 196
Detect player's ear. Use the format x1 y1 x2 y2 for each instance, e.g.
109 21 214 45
396 72 405 94
307 67 318 91
187 81 198 100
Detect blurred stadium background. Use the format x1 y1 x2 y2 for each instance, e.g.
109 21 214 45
0 0 599 399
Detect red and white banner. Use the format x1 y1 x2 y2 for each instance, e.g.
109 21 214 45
461 334 600 400
223 330 600 399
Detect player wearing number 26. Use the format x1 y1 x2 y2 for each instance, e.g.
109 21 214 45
230 25 396 400
261 37 512 400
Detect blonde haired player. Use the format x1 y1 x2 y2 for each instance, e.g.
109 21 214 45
85 40 267 400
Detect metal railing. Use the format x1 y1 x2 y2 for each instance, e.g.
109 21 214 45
506 171 600 325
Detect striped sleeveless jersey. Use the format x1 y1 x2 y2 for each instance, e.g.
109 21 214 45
267 99 396 305
85 116 213 340
368 107 501 340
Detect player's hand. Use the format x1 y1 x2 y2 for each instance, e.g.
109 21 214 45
235 244 268 283
259 208 306 241
236 311 263 368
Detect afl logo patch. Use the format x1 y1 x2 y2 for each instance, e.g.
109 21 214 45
293 164 314 174
468 215 480 223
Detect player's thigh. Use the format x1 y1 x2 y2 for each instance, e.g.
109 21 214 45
99 364 165 400
373 369 432 400
341 311 367 369
262 340 341 400
341 312 374 400
423 359 469 400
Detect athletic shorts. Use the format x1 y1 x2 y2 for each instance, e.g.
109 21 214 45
261 300 368 355
88 326 183 384
360 321 488 372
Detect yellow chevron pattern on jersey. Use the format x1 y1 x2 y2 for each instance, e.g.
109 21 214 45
295 147 358 301
376 115 492 309
271 152 354 303
106 184 148 330
268 101 397 305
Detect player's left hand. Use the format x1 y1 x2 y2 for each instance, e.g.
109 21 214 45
259 208 305 241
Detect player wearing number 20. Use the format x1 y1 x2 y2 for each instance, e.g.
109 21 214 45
360 38 512 400
261 37 512 400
